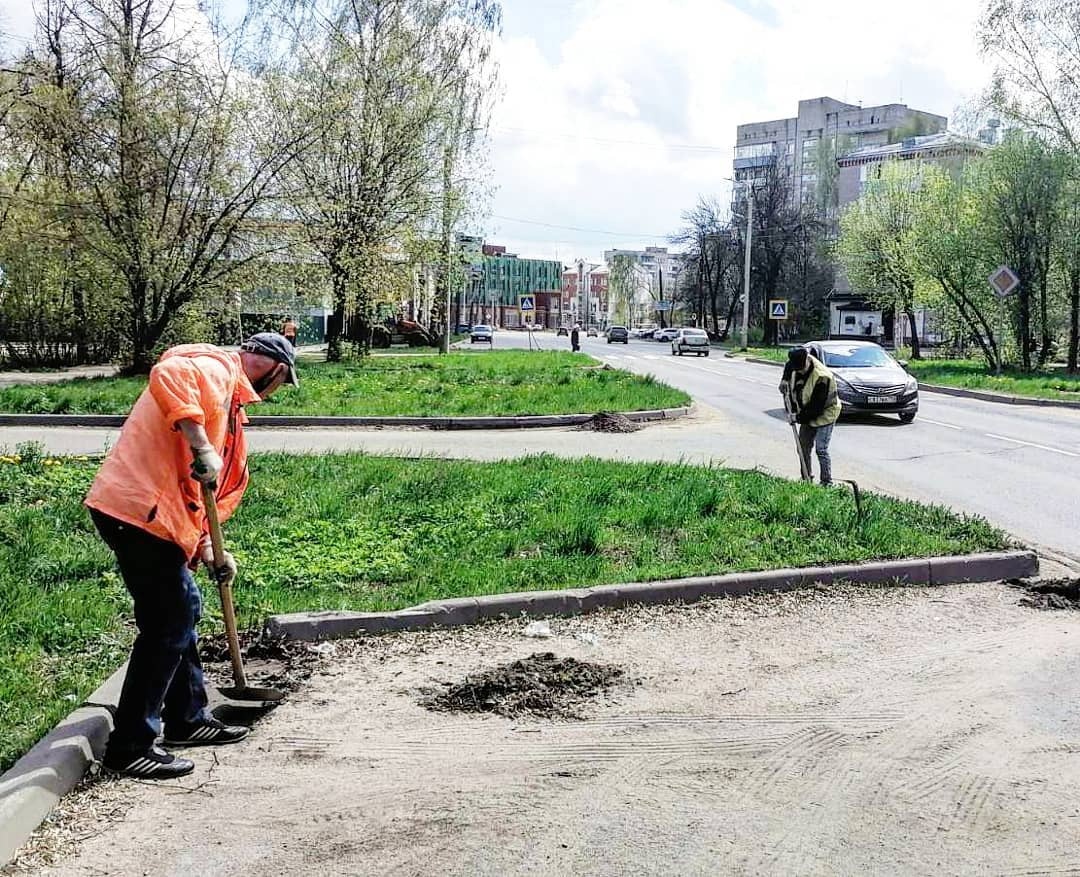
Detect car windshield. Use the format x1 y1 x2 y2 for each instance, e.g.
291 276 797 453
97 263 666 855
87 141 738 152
474 325 490 331
820 346 894 368
683 329 706 336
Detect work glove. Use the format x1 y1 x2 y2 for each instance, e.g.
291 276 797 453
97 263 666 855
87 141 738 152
190 444 223 486
200 542 238 587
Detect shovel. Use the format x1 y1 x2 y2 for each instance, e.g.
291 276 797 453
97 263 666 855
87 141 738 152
201 483 284 706
781 386 812 482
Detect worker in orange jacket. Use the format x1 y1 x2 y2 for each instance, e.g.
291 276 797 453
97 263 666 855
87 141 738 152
85 333 298 779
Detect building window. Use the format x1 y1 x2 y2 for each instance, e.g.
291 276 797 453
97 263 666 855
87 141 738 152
735 143 776 160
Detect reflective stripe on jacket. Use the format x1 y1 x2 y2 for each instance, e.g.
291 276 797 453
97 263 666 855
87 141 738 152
796 356 841 427
85 344 260 560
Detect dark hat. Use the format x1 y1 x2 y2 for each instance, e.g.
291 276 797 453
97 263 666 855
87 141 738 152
241 332 299 386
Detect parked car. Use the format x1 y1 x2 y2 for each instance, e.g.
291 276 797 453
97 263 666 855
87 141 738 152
453 323 471 334
556 326 569 336
653 327 680 343
636 327 657 340
606 325 629 344
671 327 710 356
587 327 598 337
470 324 493 344
803 340 919 423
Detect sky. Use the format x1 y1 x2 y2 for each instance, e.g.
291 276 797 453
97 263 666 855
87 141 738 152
0 0 994 264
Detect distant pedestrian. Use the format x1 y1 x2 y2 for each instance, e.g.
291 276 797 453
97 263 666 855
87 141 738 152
281 317 298 349
779 347 841 486
570 323 581 352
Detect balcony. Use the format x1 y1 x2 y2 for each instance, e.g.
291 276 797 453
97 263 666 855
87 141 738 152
733 154 777 171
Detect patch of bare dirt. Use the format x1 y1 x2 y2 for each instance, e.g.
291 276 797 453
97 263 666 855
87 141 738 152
199 631 322 693
1016 578 1080 611
420 651 625 719
578 411 642 433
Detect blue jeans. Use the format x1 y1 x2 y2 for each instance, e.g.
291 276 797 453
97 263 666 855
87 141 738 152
91 511 211 756
798 423 835 485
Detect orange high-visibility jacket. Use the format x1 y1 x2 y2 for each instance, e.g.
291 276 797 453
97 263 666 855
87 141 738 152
85 344 261 560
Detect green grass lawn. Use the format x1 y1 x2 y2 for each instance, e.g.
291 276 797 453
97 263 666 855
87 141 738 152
0 448 1009 772
902 358 1080 401
0 351 688 417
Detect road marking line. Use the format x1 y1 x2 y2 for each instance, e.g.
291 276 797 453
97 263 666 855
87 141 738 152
920 418 964 431
985 433 1080 457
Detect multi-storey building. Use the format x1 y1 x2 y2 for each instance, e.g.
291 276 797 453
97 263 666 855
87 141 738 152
733 96 947 210
602 247 687 325
829 131 986 346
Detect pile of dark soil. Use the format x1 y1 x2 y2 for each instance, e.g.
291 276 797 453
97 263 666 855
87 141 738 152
199 631 319 692
421 652 625 719
1016 578 1080 611
579 411 641 433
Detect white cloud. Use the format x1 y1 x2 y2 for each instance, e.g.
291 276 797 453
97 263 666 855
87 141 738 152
483 0 992 263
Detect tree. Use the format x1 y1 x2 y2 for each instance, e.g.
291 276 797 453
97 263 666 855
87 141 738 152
977 131 1065 368
837 161 925 358
735 167 813 346
910 163 1004 368
671 197 740 338
1054 154 1080 371
5 0 315 372
979 0 1080 155
265 0 499 360
608 254 637 327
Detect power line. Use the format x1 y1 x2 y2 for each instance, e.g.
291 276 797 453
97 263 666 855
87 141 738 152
490 214 672 239
493 125 730 153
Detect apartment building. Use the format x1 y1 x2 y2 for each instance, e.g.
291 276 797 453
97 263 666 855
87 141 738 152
733 96 947 209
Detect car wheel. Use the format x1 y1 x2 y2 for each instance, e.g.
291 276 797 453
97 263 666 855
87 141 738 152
899 412 916 423
702 351 708 357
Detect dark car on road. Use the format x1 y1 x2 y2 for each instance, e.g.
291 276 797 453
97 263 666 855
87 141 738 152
803 341 919 423
470 324 493 344
606 325 629 343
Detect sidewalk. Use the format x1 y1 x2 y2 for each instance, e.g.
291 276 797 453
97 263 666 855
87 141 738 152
0 364 119 388
19 581 1080 876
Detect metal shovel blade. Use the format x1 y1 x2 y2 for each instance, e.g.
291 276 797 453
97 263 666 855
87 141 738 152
216 685 285 706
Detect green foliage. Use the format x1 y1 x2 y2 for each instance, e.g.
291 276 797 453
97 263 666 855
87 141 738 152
0 351 690 416
0 451 1008 771
904 358 1080 400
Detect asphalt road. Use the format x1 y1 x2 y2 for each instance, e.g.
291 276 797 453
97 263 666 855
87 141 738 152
514 330 1080 568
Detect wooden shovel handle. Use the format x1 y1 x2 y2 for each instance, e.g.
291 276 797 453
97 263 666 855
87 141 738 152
200 483 248 690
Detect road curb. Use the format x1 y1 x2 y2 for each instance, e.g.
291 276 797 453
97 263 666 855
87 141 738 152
0 407 691 430
0 665 124 867
724 353 1080 410
264 550 1038 642
916 382 1080 410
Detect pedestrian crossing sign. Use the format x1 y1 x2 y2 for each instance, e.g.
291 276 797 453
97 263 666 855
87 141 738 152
518 295 536 314
769 300 789 320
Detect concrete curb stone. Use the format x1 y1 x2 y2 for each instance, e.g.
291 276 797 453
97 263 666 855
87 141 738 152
0 665 124 866
0 407 690 431
266 549 1036 643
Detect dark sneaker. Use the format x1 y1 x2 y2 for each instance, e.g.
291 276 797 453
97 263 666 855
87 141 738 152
164 718 249 747
103 745 194 779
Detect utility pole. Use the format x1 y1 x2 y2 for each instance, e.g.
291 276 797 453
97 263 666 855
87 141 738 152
658 262 665 329
740 184 754 351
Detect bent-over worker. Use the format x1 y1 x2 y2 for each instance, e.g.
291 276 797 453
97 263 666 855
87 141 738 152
779 347 841 486
85 333 298 779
